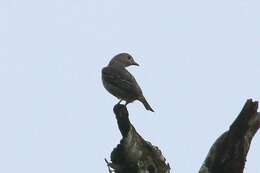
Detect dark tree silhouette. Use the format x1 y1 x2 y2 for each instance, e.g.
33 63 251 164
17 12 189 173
106 99 259 173
199 99 260 173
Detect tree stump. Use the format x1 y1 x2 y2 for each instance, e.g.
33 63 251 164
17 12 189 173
106 99 259 173
107 104 170 173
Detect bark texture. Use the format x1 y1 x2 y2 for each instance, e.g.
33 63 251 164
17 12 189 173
106 99 259 173
199 99 260 173
107 104 170 173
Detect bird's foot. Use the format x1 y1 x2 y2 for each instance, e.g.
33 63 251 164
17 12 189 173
117 99 123 105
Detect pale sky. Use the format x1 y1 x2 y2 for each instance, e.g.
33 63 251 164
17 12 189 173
0 0 259 173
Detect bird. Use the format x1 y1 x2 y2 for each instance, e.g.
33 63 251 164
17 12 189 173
102 53 154 112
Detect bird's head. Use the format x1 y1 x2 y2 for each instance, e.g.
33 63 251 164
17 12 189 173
109 53 139 67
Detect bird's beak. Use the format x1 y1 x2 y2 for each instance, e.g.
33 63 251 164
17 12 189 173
132 61 140 66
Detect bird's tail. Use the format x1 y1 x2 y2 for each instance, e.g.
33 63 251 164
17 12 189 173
139 96 154 112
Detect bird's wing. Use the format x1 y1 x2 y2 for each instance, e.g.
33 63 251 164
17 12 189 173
102 66 142 95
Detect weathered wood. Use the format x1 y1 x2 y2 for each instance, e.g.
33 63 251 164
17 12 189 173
106 99 259 173
199 99 260 173
107 104 170 173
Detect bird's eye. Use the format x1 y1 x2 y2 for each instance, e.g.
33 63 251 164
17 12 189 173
128 56 131 60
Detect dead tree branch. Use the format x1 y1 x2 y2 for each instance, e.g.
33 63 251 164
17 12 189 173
107 104 170 173
199 99 260 173
106 99 259 173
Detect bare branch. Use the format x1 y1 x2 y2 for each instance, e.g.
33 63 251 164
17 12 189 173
105 99 259 173
108 104 170 173
199 99 259 173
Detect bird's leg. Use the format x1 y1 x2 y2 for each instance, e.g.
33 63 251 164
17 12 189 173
125 101 129 106
117 99 123 105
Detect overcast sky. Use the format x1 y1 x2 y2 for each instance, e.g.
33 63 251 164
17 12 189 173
0 0 259 173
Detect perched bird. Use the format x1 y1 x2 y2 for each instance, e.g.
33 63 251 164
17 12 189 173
102 53 154 112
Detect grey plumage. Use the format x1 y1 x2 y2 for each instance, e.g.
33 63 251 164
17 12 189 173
102 53 154 112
